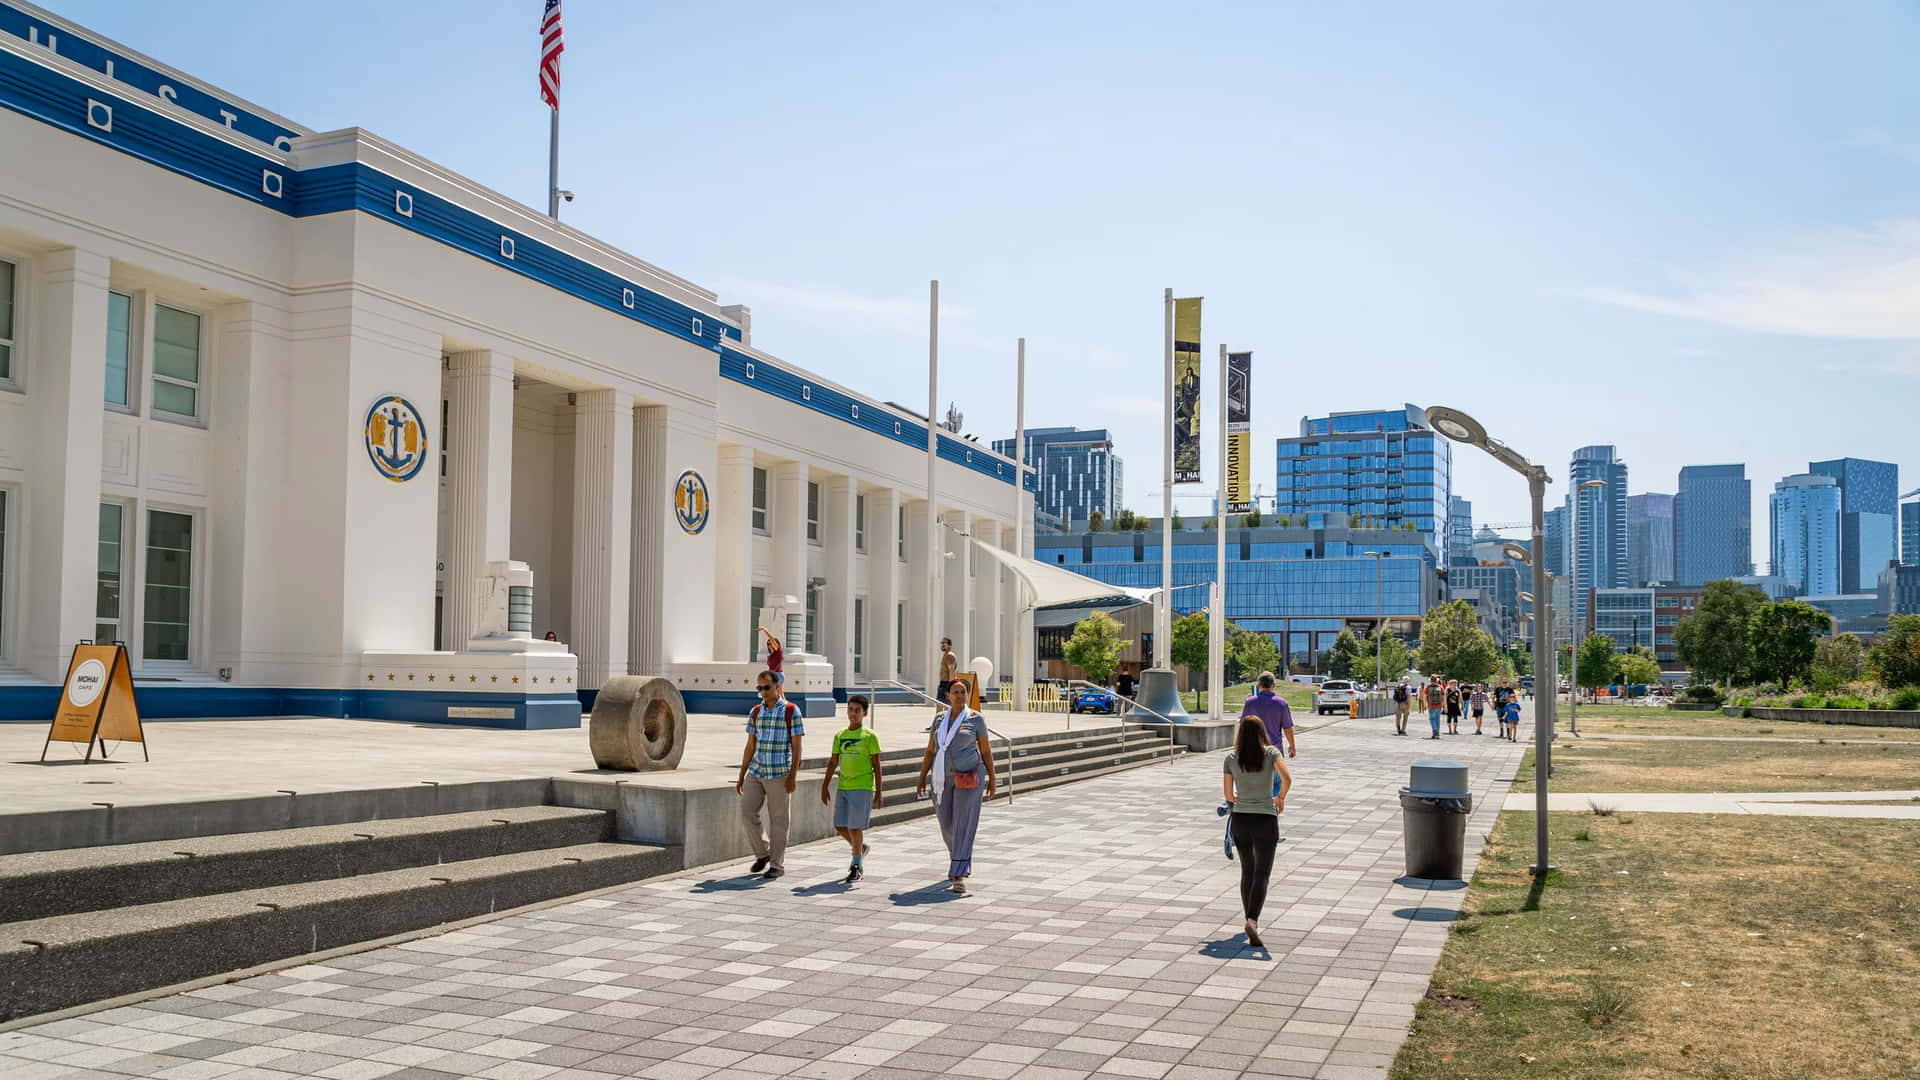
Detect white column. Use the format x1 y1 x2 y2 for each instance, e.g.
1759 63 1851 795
770 461 809 646
443 350 515 650
570 389 634 690
629 405 668 675
712 444 755 661
207 302 291 683
22 248 110 681
903 497 931 686
821 477 857 686
868 487 901 685
1000 522 1018 688
942 508 971 664
972 513 1000 685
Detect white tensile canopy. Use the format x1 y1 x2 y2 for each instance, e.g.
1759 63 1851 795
968 538 1159 611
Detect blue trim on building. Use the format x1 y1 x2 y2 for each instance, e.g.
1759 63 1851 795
0 684 580 730
679 688 837 719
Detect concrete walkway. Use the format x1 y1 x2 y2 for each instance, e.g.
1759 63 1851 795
1566 732 1920 745
1504 789 1920 818
0 711 1526 1079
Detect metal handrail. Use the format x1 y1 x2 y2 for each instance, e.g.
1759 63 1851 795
1066 680 1180 765
863 678 1013 803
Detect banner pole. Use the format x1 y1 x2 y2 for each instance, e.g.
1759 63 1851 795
1013 337 1027 711
1160 289 1173 670
1211 343 1227 722
925 280 940 697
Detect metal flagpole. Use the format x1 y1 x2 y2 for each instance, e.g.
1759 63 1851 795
925 280 941 697
1210 343 1227 722
548 104 560 220
1012 337 1028 712
1160 288 1173 669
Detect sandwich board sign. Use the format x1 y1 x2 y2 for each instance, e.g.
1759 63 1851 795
43 642 148 763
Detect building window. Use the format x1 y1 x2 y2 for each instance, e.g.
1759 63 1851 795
898 505 907 561
105 290 133 408
853 597 866 675
151 305 201 419
855 494 867 552
96 502 126 644
751 467 768 532
805 588 818 652
143 509 193 661
0 258 15 385
749 585 765 657
439 398 449 478
896 602 904 676
807 481 821 543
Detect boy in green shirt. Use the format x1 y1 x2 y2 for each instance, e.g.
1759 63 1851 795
821 695 883 884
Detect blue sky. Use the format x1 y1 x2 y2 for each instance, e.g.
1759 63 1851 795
54 0 1920 563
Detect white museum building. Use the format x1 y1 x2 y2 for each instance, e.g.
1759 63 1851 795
0 3 1033 726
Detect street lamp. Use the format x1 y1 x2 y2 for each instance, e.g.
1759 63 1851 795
1363 551 1385 686
1426 405 1556 877
1569 478 1606 736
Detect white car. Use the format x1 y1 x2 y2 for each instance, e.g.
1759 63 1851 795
1313 680 1359 715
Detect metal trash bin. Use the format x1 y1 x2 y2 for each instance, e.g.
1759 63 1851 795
1400 759 1472 880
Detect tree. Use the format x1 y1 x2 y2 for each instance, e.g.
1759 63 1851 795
1614 650 1661 689
1365 629 1411 683
1087 509 1105 533
1170 511 1184 530
1867 614 1920 689
1170 608 1210 681
1748 599 1830 687
1674 580 1768 688
1810 633 1865 692
1508 645 1533 678
1412 601 1500 683
1062 612 1127 684
1576 633 1616 691
1242 508 1263 528
1226 627 1281 685
1322 629 1365 680
1113 508 1136 531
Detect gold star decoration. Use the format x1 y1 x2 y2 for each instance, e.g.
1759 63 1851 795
468 675 477 683
387 673 395 681
490 674 498 683
427 674 435 682
407 673 415 681
366 674 374 682
567 676 572 684
511 676 519 684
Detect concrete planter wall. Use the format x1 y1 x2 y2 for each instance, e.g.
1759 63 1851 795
1729 706 1920 729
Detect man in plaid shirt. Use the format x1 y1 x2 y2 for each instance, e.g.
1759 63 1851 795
735 669 804 879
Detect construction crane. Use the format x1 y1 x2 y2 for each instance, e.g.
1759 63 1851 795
1902 488 1920 500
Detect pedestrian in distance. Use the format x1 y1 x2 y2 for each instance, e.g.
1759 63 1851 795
1445 680 1462 734
936 637 958 703
916 677 997 894
735 670 803 879
1221 673 1294 859
1392 679 1411 736
820 694 882 884
1423 675 1444 739
1221 716 1292 949
757 626 784 686
1470 683 1488 735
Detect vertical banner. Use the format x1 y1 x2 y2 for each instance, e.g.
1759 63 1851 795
1226 350 1253 512
1172 298 1203 484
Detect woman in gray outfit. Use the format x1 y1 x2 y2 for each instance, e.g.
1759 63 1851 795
916 678 998 893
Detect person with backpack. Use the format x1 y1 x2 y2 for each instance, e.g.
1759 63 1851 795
1392 680 1411 736
1422 675 1444 739
735 669 804 879
1444 680 1462 735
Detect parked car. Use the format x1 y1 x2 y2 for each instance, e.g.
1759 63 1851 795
1289 674 1328 686
1312 680 1359 715
1070 686 1118 714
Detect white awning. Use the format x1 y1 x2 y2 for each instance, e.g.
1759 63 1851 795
968 538 1160 610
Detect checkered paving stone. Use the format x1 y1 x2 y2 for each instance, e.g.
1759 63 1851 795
0 710 1530 1079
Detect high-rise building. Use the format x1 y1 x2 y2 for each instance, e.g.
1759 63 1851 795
1543 506 1567 578
1904 500 1920 567
1674 465 1753 585
1566 445 1629 627
1809 458 1900 593
1771 473 1841 597
1272 405 1452 556
1627 493 1675 586
1447 496 1474 564
991 427 1123 533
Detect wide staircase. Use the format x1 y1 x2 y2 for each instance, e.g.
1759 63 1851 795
0 797 675 1024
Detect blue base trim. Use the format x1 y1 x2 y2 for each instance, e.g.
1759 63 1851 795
679 689 838 719
0 684 579 730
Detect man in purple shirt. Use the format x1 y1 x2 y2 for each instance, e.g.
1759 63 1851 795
1241 672 1296 759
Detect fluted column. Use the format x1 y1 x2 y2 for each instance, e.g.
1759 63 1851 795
712 444 755 661
821 477 858 684
770 461 810 647
942 508 971 666
903 497 931 686
972 513 1001 685
868 487 901 683
570 389 634 690
629 405 668 675
443 350 515 650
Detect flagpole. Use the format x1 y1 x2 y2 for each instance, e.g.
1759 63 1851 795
925 280 941 698
547 102 560 220
1211 343 1226 722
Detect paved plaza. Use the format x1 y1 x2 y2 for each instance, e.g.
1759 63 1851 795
0 712 1527 1080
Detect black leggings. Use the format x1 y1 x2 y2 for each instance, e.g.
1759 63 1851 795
1229 813 1280 920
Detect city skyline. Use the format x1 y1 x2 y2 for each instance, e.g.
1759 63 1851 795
47 2 1920 578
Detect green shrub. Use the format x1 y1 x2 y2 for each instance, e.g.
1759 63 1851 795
1681 684 1724 705
1824 694 1869 710
1891 686 1920 711
1789 693 1823 709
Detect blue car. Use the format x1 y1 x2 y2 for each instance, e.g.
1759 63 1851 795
1071 687 1118 714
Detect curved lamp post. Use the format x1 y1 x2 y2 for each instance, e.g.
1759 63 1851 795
1426 406 1556 877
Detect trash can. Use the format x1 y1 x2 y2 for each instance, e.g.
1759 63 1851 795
1400 759 1472 880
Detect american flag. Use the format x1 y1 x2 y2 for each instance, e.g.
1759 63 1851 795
539 0 564 109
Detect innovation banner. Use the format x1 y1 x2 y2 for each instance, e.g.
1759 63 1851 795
1173 297 1203 484
1226 350 1252 512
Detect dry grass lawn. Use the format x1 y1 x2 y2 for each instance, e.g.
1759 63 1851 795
1568 706 1920 742
1393 812 1920 1080
1511 737 1920 793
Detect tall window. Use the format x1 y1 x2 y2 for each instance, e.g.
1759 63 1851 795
143 510 193 661
105 291 132 407
151 306 201 419
751 467 768 532
853 598 866 675
898 505 907 561
807 481 821 542
854 494 867 552
0 258 15 384
895 602 904 676
805 588 818 652
96 503 125 643
749 585 765 657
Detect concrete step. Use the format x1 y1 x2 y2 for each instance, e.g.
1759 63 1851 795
0 840 677 1024
0 805 613 924
864 741 1183 831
